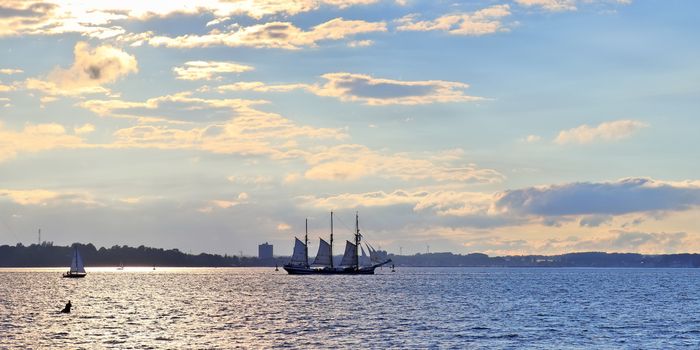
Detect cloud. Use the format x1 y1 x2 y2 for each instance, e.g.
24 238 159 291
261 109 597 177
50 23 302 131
0 68 23 74
25 41 137 97
515 0 632 12
515 0 577 12
103 101 347 158
300 188 494 217
0 122 87 162
216 73 484 105
495 178 700 217
311 73 483 105
0 83 13 92
146 18 386 50
302 144 504 183
523 134 541 143
0 1 57 37
568 231 688 253
74 123 95 135
227 175 274 185
215 82 308 93
0 188 98 206
79 91 267 121
578 214 612 227
173 61 254 81
554 119 648 145
348 39 374 47
395 5 511 36
0 1 381 38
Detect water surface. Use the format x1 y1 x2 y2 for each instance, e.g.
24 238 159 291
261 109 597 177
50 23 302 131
1 267 699 348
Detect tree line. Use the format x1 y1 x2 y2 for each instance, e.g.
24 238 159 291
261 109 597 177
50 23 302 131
0 242 285 267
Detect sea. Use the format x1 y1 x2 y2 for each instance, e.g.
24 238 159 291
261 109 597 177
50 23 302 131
1 267 699 349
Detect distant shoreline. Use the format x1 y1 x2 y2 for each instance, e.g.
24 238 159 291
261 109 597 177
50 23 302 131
2 243 700 268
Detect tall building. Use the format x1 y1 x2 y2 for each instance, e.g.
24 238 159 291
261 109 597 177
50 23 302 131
258 242 273 260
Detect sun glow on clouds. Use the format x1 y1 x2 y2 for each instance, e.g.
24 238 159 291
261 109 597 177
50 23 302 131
0 1 383 38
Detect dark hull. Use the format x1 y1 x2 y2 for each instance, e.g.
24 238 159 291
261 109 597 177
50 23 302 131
62 272 87 278
283 261 390 275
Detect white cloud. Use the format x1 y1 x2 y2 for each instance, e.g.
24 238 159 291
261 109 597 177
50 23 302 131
395 5 511 36
515 0 577 12
523 134 541 143
554 119 648 145
0 68 23 74
348 39 374 47
173 61 253 81
515 0 633 12
74 123 95 135
146 18 386 50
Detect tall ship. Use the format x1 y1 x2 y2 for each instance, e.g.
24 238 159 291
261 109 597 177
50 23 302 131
284 212 391 275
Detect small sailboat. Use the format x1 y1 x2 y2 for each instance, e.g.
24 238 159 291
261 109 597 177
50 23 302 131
117 261 124 270
62 246 87 278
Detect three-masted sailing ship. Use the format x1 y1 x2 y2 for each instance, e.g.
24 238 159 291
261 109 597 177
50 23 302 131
283 212 391 275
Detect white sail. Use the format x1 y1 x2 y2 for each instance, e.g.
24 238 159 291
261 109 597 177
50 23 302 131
312 238 332 267
70 247 86 274
289 237 308 266
359 245 371 266
339 240 357 266
366 243 385 264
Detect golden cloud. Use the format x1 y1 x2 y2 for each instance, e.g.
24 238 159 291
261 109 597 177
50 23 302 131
0 122 87 162
173 61 254 81
25 42 137 97
146 18 386 49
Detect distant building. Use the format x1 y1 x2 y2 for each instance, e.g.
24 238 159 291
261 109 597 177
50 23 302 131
258 242 273 260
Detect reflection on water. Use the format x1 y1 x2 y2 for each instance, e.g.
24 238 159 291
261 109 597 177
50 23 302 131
1 267 699 348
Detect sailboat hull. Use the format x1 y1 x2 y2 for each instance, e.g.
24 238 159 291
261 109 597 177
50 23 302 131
62 272 87 278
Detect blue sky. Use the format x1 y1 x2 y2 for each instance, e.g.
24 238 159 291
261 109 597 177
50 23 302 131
0 0 699 256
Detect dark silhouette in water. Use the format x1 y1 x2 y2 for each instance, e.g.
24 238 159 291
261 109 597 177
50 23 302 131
60 300 72 313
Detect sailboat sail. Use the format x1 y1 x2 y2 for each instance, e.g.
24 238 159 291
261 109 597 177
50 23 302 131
312 238 332 266
366 243 379 264
70 247 86 274
359 245 371 266
290 237 308 266
339 240 357 266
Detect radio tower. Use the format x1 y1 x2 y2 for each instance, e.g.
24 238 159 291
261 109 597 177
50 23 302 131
38 228 41 246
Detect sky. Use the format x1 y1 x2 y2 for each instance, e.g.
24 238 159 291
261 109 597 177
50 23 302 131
0 0 699 256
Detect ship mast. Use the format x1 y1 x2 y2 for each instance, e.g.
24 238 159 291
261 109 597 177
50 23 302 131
330 211 334 268
355 211 361 271
305 218 309 268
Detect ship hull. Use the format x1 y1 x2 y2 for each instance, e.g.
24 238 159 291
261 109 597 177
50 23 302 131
283 261 390 275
